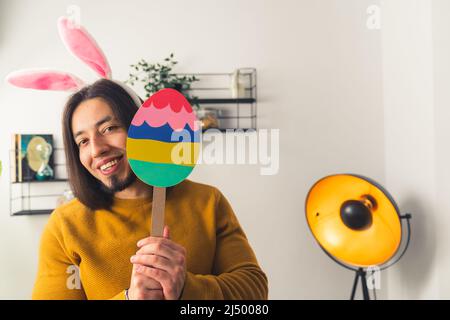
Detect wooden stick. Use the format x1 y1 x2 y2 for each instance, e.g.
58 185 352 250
151 186 166 237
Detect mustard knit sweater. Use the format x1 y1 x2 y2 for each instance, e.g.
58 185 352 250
32 180 268 300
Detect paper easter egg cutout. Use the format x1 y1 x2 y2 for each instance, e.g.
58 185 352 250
126 88 200 188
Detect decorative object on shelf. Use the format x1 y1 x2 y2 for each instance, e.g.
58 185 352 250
31 137 54 181
196 108 222 130
305 174 412 300
13 134 54 182
126 53 199 110
127 88 200 236
230 69 246 98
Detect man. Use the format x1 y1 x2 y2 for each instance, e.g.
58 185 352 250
32 79 268 300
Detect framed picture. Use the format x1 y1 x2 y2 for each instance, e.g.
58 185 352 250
13 134 55 182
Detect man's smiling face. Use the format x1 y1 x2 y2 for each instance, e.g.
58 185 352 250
71 97 136 193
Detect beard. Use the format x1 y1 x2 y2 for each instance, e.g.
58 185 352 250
100 170 137 194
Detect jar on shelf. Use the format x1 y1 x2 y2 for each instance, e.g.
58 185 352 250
196 108 221 130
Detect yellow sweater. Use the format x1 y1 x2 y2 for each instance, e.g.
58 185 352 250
32 179 268 300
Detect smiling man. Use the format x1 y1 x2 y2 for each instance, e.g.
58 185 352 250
31 79 268 300
73 101 139 197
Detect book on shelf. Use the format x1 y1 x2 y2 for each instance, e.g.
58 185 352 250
11 134 55 182
10 134 17 182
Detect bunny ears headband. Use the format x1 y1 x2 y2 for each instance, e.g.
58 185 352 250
5 16 141 107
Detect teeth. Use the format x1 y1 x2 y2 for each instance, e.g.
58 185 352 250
100 159 118 171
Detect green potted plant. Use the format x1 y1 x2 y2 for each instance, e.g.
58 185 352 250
126 53 199 109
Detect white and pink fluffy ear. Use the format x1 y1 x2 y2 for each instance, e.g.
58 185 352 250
58 16 112 79
6 69 85 91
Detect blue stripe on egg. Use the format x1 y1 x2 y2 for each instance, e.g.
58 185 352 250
128 122 200 143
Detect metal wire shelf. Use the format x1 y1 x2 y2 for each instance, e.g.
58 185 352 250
182 68 257 131
9 147 70 216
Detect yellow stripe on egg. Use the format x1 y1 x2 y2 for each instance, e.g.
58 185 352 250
126 137 199 166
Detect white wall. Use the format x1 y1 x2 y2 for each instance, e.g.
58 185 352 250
0 0 386 299
433 0 450 299
380 0 450 300
381 0 439 299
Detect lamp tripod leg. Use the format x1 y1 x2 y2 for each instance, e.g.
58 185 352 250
350 268 370 300
350 270 359 300
360 269 370 300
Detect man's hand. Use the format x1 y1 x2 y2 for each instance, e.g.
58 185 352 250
130 225 187 300
127 263 164 300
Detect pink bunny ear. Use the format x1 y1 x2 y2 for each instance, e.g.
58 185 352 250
58 16 112 79
6 69 85 91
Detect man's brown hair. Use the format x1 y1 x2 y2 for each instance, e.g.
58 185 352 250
62 79 139 210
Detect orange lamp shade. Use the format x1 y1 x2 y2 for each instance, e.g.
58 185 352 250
305 174 402 268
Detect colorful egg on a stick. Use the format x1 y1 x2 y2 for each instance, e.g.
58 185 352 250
126 88 200 187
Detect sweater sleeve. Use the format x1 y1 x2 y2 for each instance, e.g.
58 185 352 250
180 190 268 300
32 211 128 300
32 211 87 300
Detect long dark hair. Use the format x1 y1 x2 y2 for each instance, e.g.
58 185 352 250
62 79 139 210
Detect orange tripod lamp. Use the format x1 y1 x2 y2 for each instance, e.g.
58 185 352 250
305 174 411 300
